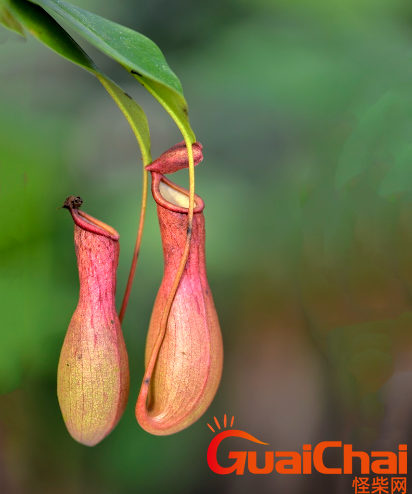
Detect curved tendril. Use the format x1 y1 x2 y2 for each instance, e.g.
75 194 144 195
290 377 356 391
119 167 149 324
136 136 196 422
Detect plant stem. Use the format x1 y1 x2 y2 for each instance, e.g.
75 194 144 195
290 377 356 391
119 167 148 324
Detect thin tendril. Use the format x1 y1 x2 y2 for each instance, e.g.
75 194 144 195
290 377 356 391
119 167 148 324
136 137 195 421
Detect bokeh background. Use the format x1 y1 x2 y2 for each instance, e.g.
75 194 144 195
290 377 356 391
2 0 412 492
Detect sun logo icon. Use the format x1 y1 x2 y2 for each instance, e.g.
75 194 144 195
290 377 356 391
207 414 234 433
206 414 269 475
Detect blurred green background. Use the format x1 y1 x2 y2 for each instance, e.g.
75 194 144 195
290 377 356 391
2 0 412 492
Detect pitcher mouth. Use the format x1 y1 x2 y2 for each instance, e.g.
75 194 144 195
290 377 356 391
73 210 120 240
71 210 120 240
62 196 119 240
151 173 205 214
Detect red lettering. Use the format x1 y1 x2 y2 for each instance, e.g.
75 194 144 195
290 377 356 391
275 452 302 474
313 441 342 474
207 430 268 475
371 452 397 474
248 451 274 474
399 445 407 474
344 445 369 474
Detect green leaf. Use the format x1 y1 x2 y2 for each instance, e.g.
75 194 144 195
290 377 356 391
0 1 25 37
5 0 151 163
4 0 96 70
29 0 195 141
96 74 151 162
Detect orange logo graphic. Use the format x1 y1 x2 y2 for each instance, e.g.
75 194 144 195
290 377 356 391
207 415 269 475
207 415 408 481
